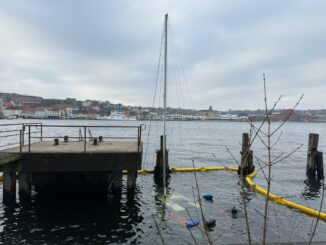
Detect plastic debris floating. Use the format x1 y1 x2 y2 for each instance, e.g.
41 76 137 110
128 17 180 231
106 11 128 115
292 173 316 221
203 193 213 201
185 221 200 228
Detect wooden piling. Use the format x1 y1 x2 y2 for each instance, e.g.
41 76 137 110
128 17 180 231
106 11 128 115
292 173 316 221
127 170 136 188
19 172 31 196
3 172 16 201
64 135 69 142
154 135 169 179
238 133 255 176
113 171 122 190
308 133 319 151
99 136 103 142
54 138 59 145
93 138 98 145
307 133 324 179
316 152 324 179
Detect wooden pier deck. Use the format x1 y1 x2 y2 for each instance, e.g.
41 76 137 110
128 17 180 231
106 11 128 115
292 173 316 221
4 140 140 153
0 123 144 201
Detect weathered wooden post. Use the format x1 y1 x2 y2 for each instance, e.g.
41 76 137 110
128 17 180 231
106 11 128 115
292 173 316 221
307 133 324 179
64 135 69 142
3 164 17 203
154 135 169 180
19 172 31 197
112 171 122 190
127 170 137 189
93 138 98 145
238 133 254 176
99 136 103 142
54 138 59 145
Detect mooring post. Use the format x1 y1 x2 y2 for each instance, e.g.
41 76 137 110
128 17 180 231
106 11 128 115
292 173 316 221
239 133 254 176
154 135 169 179
127 170 137 189
19 172 31 197
64 135 68 142
316 151 324 179
307 133 324 178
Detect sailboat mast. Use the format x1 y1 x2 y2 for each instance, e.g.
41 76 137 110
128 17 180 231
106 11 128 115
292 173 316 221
163 13 168 195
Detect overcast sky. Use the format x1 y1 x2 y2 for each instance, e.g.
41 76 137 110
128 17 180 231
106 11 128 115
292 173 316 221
0 0 325 110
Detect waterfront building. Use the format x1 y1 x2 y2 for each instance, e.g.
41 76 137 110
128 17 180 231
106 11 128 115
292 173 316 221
3 108 22 118
197 106 220 119
11 95 42 106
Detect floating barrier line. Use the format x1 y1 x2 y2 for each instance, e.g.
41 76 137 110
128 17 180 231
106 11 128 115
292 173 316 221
0 166 325 221
136 166 326 222
135 166 238 174
246 170 326 222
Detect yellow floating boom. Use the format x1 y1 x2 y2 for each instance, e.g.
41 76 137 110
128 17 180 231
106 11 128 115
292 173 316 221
135 166 238 174
1 166 325 221
136 166 326 222
245 171 326 222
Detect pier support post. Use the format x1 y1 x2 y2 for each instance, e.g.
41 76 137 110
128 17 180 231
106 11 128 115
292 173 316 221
127 170 137 189
238 133 254 176
307 133 324 179
113 171 122 190
154 135 169 180
3 172 16 202
19 172 31 197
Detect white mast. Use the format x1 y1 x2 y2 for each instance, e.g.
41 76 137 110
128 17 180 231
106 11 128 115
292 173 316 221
163 13 168 196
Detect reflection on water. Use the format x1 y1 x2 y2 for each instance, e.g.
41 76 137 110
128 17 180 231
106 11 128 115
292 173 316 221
0 186 143 244
1 120 326 243
302 178 323 200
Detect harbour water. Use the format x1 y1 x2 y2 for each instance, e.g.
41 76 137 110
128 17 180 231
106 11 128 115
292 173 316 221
0 119 325 244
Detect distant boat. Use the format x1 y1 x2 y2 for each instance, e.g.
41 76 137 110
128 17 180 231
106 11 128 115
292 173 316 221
100 110 137 120
6 115 19 120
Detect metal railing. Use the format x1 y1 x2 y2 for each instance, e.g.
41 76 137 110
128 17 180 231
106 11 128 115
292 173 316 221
0 123 146 153
0 123 42 153
0 123 145 153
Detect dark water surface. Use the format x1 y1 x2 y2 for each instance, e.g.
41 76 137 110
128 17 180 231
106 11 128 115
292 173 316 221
0 119 325 244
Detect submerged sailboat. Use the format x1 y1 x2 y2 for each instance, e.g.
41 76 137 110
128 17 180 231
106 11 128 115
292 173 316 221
154 14 170 196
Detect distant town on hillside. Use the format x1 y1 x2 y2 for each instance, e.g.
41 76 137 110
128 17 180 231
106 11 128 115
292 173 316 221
1 92 326 122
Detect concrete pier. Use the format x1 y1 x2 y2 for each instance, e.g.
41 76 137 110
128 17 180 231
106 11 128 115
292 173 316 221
0 124 143 201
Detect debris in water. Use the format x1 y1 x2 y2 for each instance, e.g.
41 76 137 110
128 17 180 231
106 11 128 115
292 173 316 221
186 220 199 228
203 193 213 201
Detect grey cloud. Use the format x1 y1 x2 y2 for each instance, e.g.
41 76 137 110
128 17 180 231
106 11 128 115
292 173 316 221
0 0 325 110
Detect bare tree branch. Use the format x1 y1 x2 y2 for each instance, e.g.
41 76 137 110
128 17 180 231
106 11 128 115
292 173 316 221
256 158 268 182
270 94 304 136
192 160 213 244
271 144 303 165
308 180 325 245
152 214 165 245
271 130 283 149
262 73 272 245
185 208 200 245
226 146 240 166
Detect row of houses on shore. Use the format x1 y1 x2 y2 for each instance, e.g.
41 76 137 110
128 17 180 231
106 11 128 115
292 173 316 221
1 97 326 122
0 98 102 119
